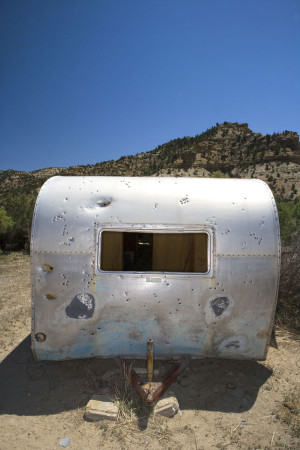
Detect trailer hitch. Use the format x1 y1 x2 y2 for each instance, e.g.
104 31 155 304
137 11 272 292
120 338 190 406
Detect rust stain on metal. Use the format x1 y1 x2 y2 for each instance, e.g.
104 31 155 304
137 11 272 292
120 339 189 406
45 293 56 300
97 200 111 207
147 338 154 382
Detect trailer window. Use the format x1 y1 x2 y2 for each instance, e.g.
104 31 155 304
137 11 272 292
100 231 208 273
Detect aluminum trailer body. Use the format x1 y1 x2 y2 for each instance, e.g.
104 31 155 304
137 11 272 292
31 176 280 362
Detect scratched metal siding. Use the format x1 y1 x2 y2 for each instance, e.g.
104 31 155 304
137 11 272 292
31 177 280 361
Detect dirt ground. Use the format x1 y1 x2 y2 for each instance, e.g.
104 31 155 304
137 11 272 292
0 252 299 450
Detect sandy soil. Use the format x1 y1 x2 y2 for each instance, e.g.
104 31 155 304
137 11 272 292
0 252 299 450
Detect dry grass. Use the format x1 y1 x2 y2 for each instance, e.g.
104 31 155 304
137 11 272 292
1 251 300 450
276 238 300 332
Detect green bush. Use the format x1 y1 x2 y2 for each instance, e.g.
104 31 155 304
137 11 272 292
276 197 300 244
0 206 14 232
276 196 300 331
0 192 35 251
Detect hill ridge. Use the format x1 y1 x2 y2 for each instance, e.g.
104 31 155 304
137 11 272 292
1 121 299 201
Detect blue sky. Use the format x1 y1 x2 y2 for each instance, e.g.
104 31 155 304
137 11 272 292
1 0 299 172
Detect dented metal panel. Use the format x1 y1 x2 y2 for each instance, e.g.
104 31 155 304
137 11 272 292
31 176 280 362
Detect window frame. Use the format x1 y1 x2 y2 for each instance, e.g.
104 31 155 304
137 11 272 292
96 224 214 277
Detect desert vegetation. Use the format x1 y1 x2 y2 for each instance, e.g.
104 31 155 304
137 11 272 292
0 252 299 449
0 122 299 332
0 122 299 449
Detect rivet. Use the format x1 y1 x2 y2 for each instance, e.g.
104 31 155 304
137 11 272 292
35 333 46 342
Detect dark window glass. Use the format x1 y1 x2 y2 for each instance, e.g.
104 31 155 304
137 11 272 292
101 231 208 273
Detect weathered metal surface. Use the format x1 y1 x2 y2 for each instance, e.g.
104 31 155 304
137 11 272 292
31 176 280 361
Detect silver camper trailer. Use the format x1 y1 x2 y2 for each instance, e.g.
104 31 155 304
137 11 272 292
31 176 280 403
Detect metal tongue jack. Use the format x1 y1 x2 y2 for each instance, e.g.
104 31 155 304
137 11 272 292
120 338 189 407
147 338 154 382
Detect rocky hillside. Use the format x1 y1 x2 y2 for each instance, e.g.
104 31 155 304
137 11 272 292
0 122 299 201
1 122 299 330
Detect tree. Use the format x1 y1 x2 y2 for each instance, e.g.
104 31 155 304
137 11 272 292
0 192 36 250
276 197 300 330
0 207 14 233
277 197 300 244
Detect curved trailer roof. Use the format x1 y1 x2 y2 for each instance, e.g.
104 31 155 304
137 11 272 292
32 176 280 257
